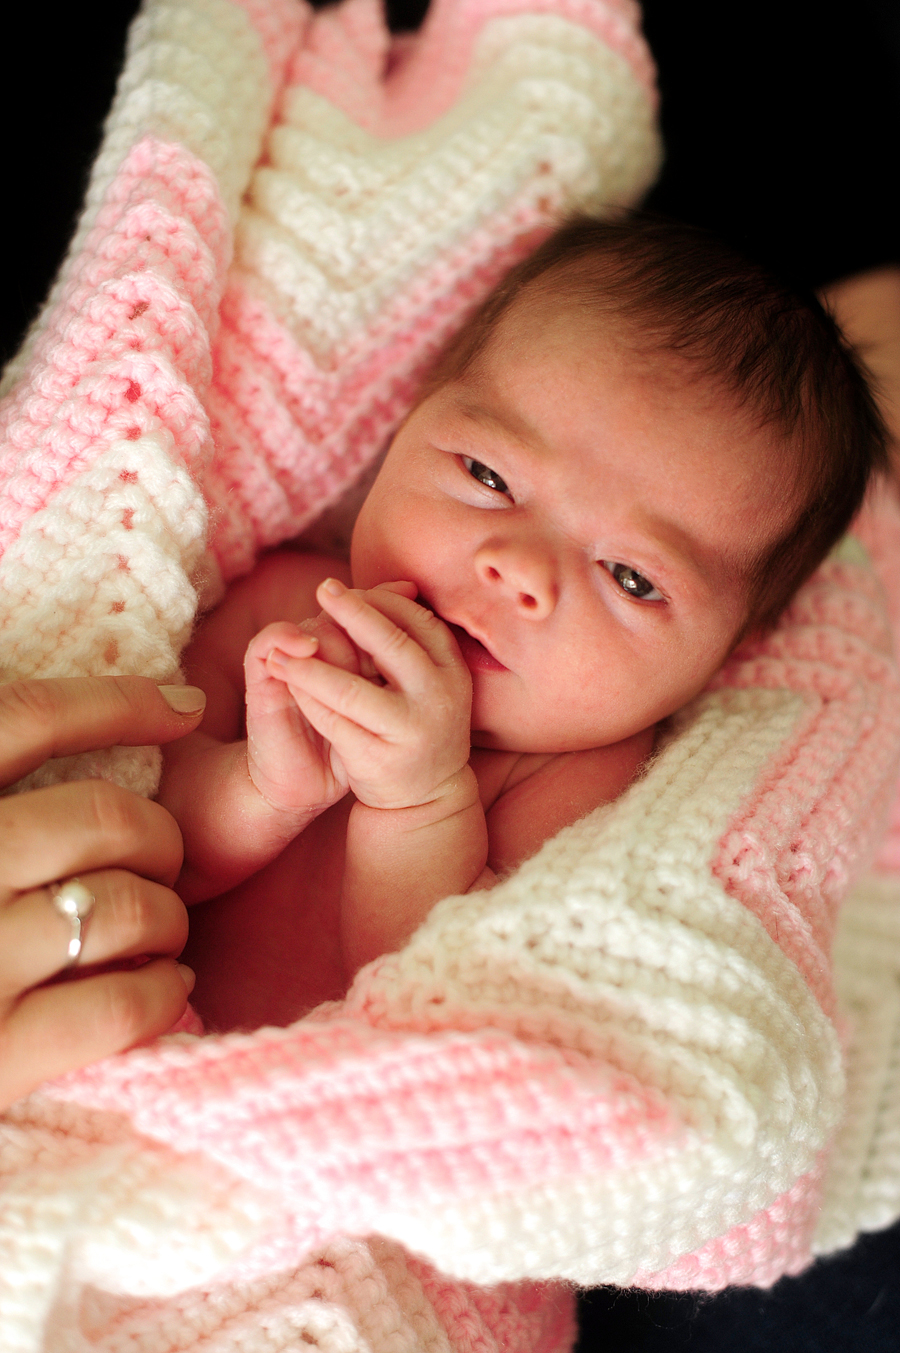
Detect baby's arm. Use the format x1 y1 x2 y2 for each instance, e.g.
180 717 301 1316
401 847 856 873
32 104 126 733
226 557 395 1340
267 580 489 974
159 551 352 902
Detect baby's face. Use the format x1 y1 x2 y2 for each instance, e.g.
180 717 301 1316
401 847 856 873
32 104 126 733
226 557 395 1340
351 295 797 754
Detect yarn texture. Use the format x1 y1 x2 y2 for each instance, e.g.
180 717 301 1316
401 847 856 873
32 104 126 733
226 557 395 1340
2 1 900 1349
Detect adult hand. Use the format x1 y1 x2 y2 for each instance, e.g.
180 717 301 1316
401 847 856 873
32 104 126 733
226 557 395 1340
0 677 206 1109
821 266 900 464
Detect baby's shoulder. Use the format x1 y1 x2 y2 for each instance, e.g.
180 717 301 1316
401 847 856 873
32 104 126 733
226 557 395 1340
473 732 655 876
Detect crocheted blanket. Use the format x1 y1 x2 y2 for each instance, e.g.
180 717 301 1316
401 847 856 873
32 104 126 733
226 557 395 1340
2 1 900 1349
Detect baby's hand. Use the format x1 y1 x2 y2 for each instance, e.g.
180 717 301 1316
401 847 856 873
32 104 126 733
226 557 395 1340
244 612 361 818
263 579 473 812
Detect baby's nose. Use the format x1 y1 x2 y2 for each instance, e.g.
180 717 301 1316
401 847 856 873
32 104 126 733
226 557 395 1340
475 541 557 618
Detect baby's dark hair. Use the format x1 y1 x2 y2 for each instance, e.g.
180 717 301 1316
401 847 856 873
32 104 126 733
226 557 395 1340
431 214 889 635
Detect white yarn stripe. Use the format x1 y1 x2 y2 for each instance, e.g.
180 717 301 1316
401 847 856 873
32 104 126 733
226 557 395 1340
39 1236 482 1353
361 687 844 1283
0 1119 270 1353
817 871 900 1252
0 433 207 795
241 17 658 359
0 0 275 399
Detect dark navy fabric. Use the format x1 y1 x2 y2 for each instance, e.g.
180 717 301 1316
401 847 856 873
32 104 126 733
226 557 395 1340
576 1220 900 1352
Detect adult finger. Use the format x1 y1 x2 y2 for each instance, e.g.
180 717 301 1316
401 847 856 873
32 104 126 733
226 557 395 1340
0 871 188 999
0 779 184 895
0 677 206 787
0 959 195 1110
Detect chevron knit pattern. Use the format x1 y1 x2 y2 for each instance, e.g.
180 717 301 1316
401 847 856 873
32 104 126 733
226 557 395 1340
1 2 900 1350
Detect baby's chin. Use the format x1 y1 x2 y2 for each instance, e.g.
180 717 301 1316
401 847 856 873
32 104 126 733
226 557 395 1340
469 727 563 754
470 722 660 757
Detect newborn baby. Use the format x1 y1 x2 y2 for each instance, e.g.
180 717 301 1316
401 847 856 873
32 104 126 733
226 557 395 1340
160 215 886 1028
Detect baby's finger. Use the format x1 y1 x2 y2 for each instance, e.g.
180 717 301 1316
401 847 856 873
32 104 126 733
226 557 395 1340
316 580 462 691
246 622 318 678
297 615 362 674
288 684 383 775
0 871 188 999
273 652 399 739
0 959 194 1108
371 580 418 599
359 583 424 679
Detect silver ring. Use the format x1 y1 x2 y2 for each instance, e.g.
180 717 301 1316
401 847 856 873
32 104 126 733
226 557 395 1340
49 878 95 967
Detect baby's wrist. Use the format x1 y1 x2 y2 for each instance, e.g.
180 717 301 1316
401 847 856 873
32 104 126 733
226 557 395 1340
424 764 480 808
354 764 479 820
245 755 331 831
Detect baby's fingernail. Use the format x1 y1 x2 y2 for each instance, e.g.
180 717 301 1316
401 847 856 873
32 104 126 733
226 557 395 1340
321 577 345 597
176 963 196 993
159 685 207 715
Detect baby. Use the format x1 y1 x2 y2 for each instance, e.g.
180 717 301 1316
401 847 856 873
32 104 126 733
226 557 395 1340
161 216 886 1029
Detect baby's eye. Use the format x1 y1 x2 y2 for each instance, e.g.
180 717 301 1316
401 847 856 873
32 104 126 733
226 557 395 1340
462 457 510 496
603 561 663 601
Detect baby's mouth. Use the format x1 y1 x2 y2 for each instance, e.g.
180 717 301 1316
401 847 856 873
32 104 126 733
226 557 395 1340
449 624 507 672
415 595 506 672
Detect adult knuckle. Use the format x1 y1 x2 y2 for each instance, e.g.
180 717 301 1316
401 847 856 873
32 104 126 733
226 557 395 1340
0 680 60 752
106 872 155 946
105 675 147 717
82 779 143 849
0 1027 12 1080
96 974 149 1045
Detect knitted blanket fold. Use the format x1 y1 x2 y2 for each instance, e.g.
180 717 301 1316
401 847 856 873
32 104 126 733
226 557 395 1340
2 1 900 1350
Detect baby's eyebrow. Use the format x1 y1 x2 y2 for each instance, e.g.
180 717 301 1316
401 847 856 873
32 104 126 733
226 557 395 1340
627 506 754 598
452 397 534 453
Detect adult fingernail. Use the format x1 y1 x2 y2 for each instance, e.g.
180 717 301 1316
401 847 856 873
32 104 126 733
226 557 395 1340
321 577 345 596
176 963 196 993
159 685 207 714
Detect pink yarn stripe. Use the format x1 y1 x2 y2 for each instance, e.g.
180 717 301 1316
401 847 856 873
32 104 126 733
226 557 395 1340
854 484 900 871
206 209 553 578
709 558 900 1016
410 1259 576 1353
634 1160 827 1291
227 0 311 95
289 0 657 138
0 137 227 555
48 1019 678 1257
